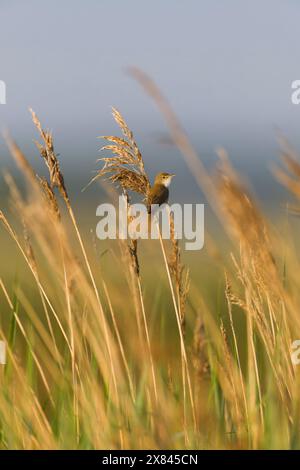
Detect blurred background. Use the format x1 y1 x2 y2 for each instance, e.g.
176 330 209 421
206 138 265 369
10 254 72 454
1 0 300 209
2 2 300 450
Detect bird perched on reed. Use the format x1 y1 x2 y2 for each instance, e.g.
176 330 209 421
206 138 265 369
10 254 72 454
147 172 175 214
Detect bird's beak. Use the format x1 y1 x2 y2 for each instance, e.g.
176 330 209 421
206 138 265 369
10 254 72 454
170 174 176 178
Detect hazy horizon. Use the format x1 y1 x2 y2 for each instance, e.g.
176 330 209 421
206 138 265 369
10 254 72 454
1 0 300 206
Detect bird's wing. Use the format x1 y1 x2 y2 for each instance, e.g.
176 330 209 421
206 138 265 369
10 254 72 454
147 184 169 212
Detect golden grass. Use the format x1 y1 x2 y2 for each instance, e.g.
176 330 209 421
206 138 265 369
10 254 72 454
0 79 300 449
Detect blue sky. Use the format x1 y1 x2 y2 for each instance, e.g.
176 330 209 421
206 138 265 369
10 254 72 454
0 0 300 202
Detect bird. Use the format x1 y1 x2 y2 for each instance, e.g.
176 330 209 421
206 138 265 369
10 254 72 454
147 172 175 214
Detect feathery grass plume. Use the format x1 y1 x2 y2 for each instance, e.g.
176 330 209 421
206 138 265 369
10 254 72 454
1 103 194 447
116 72 198 437
90 107 158 404
214 150 298 439
28 109 134 443
2 130 135 449
84 107 150 197
28 110 80 433
30 109 68 200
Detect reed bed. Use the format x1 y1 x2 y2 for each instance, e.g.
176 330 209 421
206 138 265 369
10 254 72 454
0 82 300 449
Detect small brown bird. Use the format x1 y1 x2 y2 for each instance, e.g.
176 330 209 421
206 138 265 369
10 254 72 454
147 172 175 214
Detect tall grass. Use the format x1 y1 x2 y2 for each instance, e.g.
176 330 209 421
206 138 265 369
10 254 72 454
0 82 299 449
